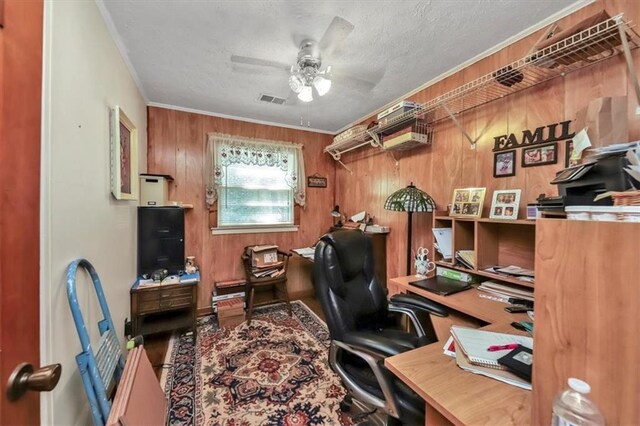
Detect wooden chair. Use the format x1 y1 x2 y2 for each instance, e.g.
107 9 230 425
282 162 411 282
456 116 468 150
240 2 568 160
241 248 292 325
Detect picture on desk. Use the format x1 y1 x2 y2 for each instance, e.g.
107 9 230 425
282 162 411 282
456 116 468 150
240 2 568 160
451 188 485 218
490 189 521 220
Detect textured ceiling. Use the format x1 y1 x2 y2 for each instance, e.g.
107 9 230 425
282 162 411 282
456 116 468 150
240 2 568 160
101 0 582 133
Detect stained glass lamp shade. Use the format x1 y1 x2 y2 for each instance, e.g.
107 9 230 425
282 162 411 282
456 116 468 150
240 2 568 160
384 183 436 275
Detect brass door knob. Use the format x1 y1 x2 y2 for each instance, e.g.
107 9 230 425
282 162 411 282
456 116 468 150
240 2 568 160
6 362 62 401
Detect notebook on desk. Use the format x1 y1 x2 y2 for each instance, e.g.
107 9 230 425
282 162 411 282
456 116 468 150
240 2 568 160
408 275 472 296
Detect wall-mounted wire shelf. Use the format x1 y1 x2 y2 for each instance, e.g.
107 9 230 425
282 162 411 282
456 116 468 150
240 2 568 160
382 120 433 152
325 13 640 161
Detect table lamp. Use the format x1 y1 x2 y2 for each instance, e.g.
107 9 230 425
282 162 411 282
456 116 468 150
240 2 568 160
384 183 436 275
331 205 344 227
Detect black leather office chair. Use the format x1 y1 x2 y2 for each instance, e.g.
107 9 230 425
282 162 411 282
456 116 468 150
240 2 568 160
313 230 448 425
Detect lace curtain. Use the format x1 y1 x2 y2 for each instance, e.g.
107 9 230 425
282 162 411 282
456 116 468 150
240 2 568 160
205 133 306 208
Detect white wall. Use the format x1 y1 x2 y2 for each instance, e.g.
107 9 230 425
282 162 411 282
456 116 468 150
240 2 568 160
40 1 147 424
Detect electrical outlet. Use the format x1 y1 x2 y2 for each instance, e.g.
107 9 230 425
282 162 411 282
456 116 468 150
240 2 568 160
635 105 640 115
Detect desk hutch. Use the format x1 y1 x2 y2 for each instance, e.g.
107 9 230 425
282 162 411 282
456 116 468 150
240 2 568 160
386 219 640 425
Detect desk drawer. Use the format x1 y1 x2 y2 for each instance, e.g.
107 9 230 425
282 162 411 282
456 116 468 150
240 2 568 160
137 290 160 303
137 299 161 314
160 286 193 300
159 296 192 310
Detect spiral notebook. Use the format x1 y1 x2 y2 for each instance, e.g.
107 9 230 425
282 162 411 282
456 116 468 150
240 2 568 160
450 326 533 370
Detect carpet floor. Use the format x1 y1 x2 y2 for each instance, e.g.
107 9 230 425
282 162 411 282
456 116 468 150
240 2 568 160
161 301 356 426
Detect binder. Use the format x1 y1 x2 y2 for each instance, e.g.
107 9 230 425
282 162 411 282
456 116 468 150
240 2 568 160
450 326 533 370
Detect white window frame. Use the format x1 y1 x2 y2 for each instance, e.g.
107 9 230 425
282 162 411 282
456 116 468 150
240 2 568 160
206 134 305 235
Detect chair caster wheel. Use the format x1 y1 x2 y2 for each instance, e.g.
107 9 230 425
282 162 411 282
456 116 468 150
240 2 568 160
340 395 353 412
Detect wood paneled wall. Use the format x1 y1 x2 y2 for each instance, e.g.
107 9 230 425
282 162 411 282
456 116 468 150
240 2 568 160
335 0 640 280
147 107 335 310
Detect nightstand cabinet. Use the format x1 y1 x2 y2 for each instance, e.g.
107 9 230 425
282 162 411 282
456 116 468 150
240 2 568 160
130 281 198 337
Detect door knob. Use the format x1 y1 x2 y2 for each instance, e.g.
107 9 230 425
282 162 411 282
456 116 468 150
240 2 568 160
6 362 62 401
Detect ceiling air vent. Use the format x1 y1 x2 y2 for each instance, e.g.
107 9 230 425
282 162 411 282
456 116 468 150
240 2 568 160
258 93 286 105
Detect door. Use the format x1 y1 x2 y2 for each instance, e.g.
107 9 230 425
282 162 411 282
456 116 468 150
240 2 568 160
0 0 45 423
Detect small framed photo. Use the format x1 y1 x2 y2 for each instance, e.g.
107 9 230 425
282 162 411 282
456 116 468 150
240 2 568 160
450 187 486 218
490 189 521 220
494 150 516 178
110 106 138 200
522 142 558 167
565 140 576 168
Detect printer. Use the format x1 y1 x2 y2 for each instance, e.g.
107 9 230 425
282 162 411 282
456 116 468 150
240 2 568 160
543 153 637 208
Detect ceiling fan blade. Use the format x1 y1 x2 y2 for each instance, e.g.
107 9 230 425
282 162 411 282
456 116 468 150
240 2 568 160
332 70 378 93
230 55 290 72
318 16 354 57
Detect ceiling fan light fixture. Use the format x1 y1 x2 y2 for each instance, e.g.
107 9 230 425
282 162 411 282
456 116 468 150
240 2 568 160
313 75 331 96
288 74 304 93
297 85 313 102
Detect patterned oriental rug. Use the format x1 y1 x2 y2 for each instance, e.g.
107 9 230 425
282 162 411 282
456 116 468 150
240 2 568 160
162 301 354 425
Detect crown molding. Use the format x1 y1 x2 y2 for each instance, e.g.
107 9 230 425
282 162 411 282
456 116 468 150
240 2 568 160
147 102 335 135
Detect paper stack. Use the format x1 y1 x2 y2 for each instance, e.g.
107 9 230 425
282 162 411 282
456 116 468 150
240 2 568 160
450 326 533 390
477 280 534 302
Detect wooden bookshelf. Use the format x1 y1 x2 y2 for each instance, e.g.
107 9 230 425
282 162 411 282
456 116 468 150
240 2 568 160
432 211 536 290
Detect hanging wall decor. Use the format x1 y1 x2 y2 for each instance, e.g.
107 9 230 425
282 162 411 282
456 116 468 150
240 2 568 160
307 174 327 188
110 106 138 200
522 142 558 167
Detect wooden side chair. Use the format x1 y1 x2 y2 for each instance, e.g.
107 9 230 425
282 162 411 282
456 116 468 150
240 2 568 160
241 247 292 325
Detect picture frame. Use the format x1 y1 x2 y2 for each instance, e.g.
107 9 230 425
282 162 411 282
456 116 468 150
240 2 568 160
494 150 516 178
307 174 327 188
565 140 575 168
110 106 138 200
522 142 558 167
489 189 521 220
450 187 486 218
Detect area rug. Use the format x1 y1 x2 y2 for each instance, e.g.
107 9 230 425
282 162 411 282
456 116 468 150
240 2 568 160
162 301 354 425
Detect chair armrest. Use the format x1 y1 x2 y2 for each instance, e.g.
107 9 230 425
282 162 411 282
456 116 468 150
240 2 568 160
342 331 409 358
390 293 448 317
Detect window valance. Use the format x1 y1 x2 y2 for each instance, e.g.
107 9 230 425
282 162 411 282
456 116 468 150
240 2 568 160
205 133 306 208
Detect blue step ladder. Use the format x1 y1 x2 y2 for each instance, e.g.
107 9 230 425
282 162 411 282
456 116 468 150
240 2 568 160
66 259 126 426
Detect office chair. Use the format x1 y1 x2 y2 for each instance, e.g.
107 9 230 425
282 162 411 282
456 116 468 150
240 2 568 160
313 230 448 425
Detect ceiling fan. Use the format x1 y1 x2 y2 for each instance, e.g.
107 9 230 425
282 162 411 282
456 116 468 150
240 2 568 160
231 16 377 103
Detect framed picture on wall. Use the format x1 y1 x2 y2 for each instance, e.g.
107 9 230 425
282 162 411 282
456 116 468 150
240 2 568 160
450 187 486 218
489 189 521 220
110 106 138 200
565 140 577 168
494 150 516 178
522 142 558 167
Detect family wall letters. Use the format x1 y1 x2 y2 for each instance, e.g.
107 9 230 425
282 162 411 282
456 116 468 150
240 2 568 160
493 120 574 151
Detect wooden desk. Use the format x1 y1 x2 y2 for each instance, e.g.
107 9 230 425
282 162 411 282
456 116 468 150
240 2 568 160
389 276 528 340
385 323 531 426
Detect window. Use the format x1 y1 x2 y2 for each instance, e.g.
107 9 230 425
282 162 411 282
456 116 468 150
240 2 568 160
206 134 305 231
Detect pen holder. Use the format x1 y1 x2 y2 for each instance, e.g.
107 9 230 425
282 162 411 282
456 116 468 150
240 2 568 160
415 258 435 276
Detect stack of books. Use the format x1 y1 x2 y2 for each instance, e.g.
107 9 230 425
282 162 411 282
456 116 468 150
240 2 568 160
212 279 245 313
484 265 535 283
382 123 431 151
477 280 534 302
455 250 476 269
251 262 285 278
